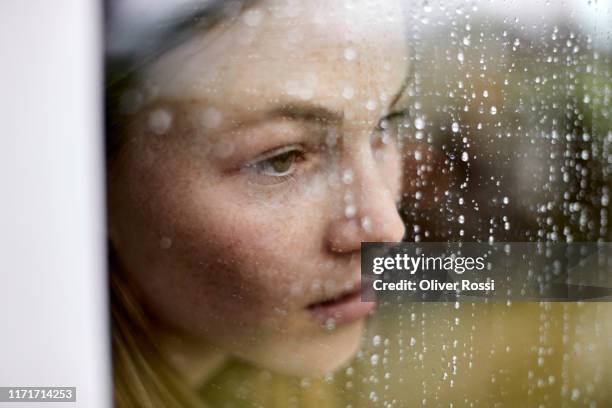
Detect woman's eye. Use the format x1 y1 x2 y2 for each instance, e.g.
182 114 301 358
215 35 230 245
249 147 305 177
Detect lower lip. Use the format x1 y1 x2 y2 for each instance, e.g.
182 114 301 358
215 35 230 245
307 290 376 325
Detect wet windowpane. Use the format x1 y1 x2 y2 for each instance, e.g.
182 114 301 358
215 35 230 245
105 1 612 406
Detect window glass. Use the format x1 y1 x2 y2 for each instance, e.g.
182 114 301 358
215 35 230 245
105 1 612 406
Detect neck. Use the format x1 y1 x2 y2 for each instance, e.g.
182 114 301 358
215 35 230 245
153 325 229 389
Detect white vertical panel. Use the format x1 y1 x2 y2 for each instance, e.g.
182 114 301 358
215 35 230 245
0 1 110 407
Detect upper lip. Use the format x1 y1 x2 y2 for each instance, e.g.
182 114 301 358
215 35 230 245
306 279 363 309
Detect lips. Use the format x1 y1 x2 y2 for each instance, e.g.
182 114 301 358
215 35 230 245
306 281 376 325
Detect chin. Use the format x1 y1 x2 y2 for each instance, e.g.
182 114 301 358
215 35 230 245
239 319 366 377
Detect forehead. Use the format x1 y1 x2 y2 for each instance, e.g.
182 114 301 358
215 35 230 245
143 0 409 115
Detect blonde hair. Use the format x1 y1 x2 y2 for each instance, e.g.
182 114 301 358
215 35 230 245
110 249 208 407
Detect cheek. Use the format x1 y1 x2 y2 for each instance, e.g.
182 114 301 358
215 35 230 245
182 193 325 302
124 180 331 336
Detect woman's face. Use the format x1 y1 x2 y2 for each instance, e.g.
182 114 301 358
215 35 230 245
108 0 408 376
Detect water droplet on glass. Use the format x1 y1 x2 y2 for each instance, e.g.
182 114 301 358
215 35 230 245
361 216 372 232
345 205 357 218
415 117 425 130
342 169 354 184
201 107 223 129
160 237 172 249
212 140 235 158
372 335 381 347
342 86 355 100
344 48 357 61
148 108 172 135
243 9 263 27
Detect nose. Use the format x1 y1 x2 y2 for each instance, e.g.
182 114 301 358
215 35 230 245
326 148 406 253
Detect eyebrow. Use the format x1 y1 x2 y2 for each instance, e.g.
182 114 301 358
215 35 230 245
169 74 412 133
264 79 411 126
265 102 343 124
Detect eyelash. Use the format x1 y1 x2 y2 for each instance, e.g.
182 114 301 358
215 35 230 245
243 145 306 185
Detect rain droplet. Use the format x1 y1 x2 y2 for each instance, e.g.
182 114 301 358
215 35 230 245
345 205 357 218
342 86 355 100
342 169 354 184
243 9 263 27
160 237 172 249
201 107 223 129
344 48 357 61
415 117 425 130
461 151 469 162
212 140 235 158
361 216 372 232
148 108 172 135
324 318 336 331
452 122 460 133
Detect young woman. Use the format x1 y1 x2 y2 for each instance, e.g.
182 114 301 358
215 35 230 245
105 0 411 405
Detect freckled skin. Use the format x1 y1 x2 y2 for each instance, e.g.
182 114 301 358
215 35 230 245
108 0 408 376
